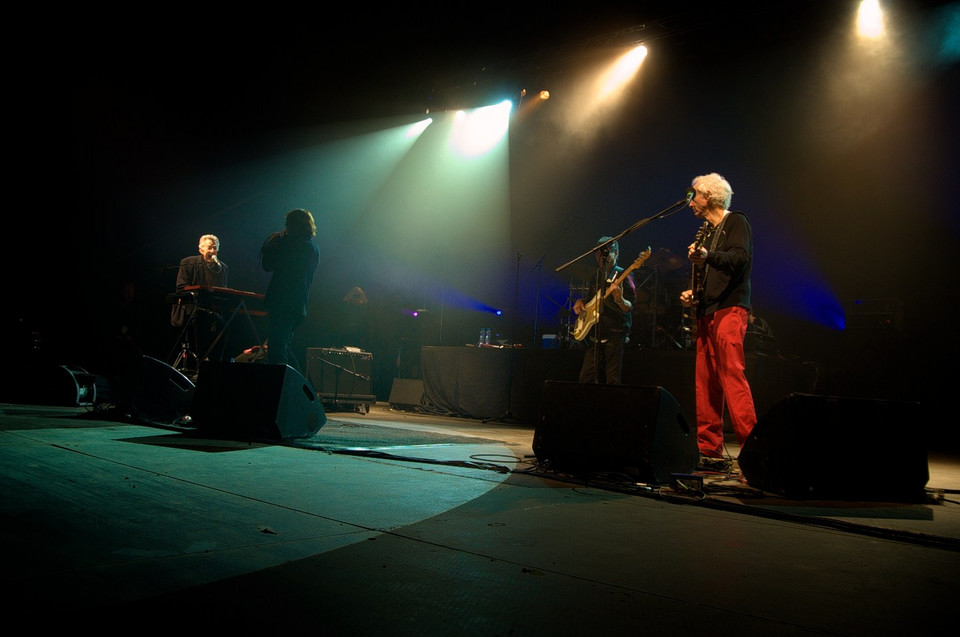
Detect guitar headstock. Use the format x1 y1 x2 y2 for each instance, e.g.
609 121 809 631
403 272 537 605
631 247 652 269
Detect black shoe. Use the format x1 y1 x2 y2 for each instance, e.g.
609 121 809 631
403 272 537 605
697 455 732 473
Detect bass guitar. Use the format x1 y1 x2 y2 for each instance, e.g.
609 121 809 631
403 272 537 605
572 248 651 341
684 222 710 335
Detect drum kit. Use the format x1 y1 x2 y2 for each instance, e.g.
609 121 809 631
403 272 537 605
554 247 693 350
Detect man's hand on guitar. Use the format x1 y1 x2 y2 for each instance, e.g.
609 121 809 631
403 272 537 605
573 299 584 315
608 283 631 311
679 289 694 308
687 244 707 264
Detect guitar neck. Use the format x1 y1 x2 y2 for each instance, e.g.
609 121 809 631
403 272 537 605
690 222 710 293
602 249 650 298
603 268 630 298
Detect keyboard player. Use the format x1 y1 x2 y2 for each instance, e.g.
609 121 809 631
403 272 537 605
170 234 229 364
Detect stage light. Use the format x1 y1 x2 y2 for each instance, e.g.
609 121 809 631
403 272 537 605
539 90 550 101
495 309 503 316
857 0 884 39
450 101 512 157
599 44 647 99
406 118 433 138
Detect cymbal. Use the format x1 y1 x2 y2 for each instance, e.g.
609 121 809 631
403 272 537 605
646 248 685 272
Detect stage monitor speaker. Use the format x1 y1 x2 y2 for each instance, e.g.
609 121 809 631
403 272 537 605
388 378 424 411
190 361 326 441
533 381 698 483
35 364 98 407
7 363 99 407
129 356 195 423
739 393 928 501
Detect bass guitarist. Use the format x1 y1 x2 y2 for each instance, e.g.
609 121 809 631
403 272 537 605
678 173 757 472
572 236 636 384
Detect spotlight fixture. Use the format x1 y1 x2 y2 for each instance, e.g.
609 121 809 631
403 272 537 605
539 90 550 101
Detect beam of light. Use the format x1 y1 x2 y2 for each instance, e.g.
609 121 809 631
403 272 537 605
857 0 884 39
598 44 648 99
355 103 514 341
755 266 846 330
935 3 960 65
450 100 513 157
406 117 433 138
545 43 648 150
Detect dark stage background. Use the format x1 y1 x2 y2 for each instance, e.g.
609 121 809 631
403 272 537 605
14 3 957 446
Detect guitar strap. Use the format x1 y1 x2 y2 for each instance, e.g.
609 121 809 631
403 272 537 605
605 266 622 285
701 212 729 287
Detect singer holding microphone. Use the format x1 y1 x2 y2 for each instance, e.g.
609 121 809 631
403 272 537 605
678 173 757 473
260 209 320 371
171 234 229 363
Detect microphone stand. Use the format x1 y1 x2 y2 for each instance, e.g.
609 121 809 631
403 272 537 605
590 259 606 382
532 255 545 348
483 252 522 424
554 195 691 275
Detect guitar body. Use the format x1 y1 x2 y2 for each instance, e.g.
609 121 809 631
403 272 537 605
572 291 601 341
572 249 651 341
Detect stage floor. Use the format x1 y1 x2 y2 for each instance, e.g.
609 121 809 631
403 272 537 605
2 400 958 633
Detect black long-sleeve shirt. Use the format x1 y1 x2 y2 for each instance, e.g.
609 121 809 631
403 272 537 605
698 210 752 316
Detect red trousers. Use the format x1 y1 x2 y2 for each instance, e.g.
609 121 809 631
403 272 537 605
695 306 757 457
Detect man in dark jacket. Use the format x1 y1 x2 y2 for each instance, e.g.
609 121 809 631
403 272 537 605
260 209 320 371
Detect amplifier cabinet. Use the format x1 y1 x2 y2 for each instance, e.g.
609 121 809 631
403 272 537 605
306 348 376 404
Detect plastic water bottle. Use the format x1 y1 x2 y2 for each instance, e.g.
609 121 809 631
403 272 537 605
483 328 491 346
478 328 485 347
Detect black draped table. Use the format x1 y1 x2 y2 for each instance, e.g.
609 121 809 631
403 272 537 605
420 346 519 420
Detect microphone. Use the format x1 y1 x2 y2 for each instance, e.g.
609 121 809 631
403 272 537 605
211 254 220 265
685 187 696 203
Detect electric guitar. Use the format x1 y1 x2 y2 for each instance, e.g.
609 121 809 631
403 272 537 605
684 222 710 335
572 248 651 341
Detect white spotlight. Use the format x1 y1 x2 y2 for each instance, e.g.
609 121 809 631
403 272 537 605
858 0 884 39
450 102 512 157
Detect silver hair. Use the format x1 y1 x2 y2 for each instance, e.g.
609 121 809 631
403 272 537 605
692 173 733 210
